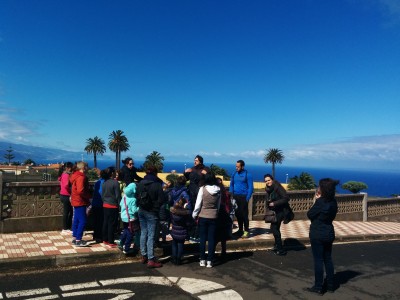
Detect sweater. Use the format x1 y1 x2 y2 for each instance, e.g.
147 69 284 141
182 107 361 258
102 178 121 208
58 172 71 196
193 185 221 219
229 169 254 201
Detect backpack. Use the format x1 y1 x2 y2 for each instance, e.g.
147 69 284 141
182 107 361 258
137 181 153 210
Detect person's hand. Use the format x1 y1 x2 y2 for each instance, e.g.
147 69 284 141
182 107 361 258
185 168 192 173
268 202 274 207
201 169 207 174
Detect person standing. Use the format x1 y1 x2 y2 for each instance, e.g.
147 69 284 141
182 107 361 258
137 166 164 268
58 162 73 234
69 161 91 247
229 160 253 238
91 172 105 243
101 167 121 247
120 157 142 186
264 174 289 256
306 178 339 295
216 177 232 259
184 155 209 242
192 173 221 268
119 182 140 255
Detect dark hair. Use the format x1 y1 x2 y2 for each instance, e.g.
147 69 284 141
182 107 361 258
195 155 204 164
145 165 158 175
176 175 187 186
122 157 133 165
58 161 73 177
264 173 274 180
319 178 339 201
101 167 115 180
204 172 217 186
237 159 245 167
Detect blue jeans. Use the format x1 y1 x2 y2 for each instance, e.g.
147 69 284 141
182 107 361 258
310 239 335 289
138 209 158 260
172 239 185 259
198 217 217 262
120 222 133 252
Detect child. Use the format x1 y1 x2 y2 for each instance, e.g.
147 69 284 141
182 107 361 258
170 196 192 265
119 182 140 255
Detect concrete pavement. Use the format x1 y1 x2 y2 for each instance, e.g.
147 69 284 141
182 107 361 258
1 219 400 273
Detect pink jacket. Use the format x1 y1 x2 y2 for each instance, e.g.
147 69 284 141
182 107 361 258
58 173 71 196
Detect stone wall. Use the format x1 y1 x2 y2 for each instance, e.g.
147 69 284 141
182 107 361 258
1 173 399 233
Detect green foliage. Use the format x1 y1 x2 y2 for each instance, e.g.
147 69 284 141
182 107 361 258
288 172 316 190
263 148 284 178
108 130 130 171
210 164 230 180
85 136 106 168
87 169 100 181
24 158 36 166
342 181 368 193
4 146 15 164
143 151 165 173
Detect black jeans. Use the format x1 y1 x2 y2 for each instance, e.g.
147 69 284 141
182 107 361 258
102 207 119 244
311 239 334 289
92 206 104 241
270 218 283 250
234 195 249 232
60 195 73 230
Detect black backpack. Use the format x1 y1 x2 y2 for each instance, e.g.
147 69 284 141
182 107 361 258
137 181 153 210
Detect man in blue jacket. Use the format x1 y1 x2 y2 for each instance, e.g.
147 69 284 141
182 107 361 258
229 160 254 238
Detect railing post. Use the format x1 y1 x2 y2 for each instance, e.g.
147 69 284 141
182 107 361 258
362 193 368 222
248 195 253 221
0 172 3 221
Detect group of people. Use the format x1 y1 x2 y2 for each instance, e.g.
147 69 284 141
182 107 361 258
58 156 339 293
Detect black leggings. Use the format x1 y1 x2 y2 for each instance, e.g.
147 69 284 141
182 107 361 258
234 195 249 232
60 195 73 230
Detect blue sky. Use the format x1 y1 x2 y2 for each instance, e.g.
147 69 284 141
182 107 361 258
0 0 399 170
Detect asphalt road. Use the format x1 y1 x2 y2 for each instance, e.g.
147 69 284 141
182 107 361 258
1 240 399 300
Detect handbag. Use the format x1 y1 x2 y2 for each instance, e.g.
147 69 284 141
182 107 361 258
283 205 295 224
264 209 277 223
123 196 139 233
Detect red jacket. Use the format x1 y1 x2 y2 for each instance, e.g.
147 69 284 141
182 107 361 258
69 171 91 207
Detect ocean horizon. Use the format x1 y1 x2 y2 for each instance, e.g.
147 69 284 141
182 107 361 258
87 160 400 198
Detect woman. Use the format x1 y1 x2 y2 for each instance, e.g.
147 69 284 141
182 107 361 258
58 162 73 234
215 177 232 259
120 157 142 185
192 173 221 268
306 178 339 295
264 174 289 256
101 167 121 247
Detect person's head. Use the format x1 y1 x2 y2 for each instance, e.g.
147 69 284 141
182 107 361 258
194 155 203 166
318 178 339 201
204 172 217 186
58 161 73 176
176 175 187 187
264 173 274 187
235 160 245 172
101 167 115 180
175 196 187 209
76 161 88 173
145 165 158 175
122 157 134 169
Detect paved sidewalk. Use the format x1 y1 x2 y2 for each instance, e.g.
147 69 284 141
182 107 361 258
1 220 400 272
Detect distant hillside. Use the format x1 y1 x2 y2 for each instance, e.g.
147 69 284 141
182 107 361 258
0 141 82 163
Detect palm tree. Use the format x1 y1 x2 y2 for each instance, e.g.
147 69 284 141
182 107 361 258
287 172 316 190
263 148 285 178
84 136 106 169
108 130 130 171
143 151 165 173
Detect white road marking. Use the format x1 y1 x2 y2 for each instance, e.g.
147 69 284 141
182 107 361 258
60 281 100 291
198 290 243 300
6 288 51 298
176 277 225 294
62 289 134 299
100 276 174 287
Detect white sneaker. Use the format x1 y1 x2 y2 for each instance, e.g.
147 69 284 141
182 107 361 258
199 260 206 267
206 261 213 268
61 229 72 235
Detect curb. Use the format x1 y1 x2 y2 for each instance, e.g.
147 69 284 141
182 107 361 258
2 234 400 274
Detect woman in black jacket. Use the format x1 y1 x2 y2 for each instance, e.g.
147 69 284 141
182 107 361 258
264 174 289 256
306 178 339 295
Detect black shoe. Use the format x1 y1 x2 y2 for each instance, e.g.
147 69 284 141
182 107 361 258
170 256 177 265
327 285 335 293
305 287 324 296
274 250 287 256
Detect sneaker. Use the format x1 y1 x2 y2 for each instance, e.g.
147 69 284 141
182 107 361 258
147 259 162 268
241 231 249 238
75 240 88 247
118 241 123 251
61 229 72 235
141 256 148 264
304 286 324 295
206 261 213 268
71 239 76 245
123 249 135 255
199 260 206 267
274 250 287 256
233 230 243 237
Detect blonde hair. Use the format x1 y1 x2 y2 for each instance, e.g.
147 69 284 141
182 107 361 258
76 161 87 171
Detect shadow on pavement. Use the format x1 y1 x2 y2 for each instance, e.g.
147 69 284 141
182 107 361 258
284 238 307 251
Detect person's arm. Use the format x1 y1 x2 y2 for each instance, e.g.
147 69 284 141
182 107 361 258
192 187 204 219
307 198 323 221
246 172 254 201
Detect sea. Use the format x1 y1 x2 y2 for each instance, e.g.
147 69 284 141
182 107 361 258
88 160 400 198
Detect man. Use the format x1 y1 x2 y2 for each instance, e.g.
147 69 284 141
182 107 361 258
184 155 210 242
136 166 164 268
229 160 253 238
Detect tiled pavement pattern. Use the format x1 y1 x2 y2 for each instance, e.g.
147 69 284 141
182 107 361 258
1 220 400 260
